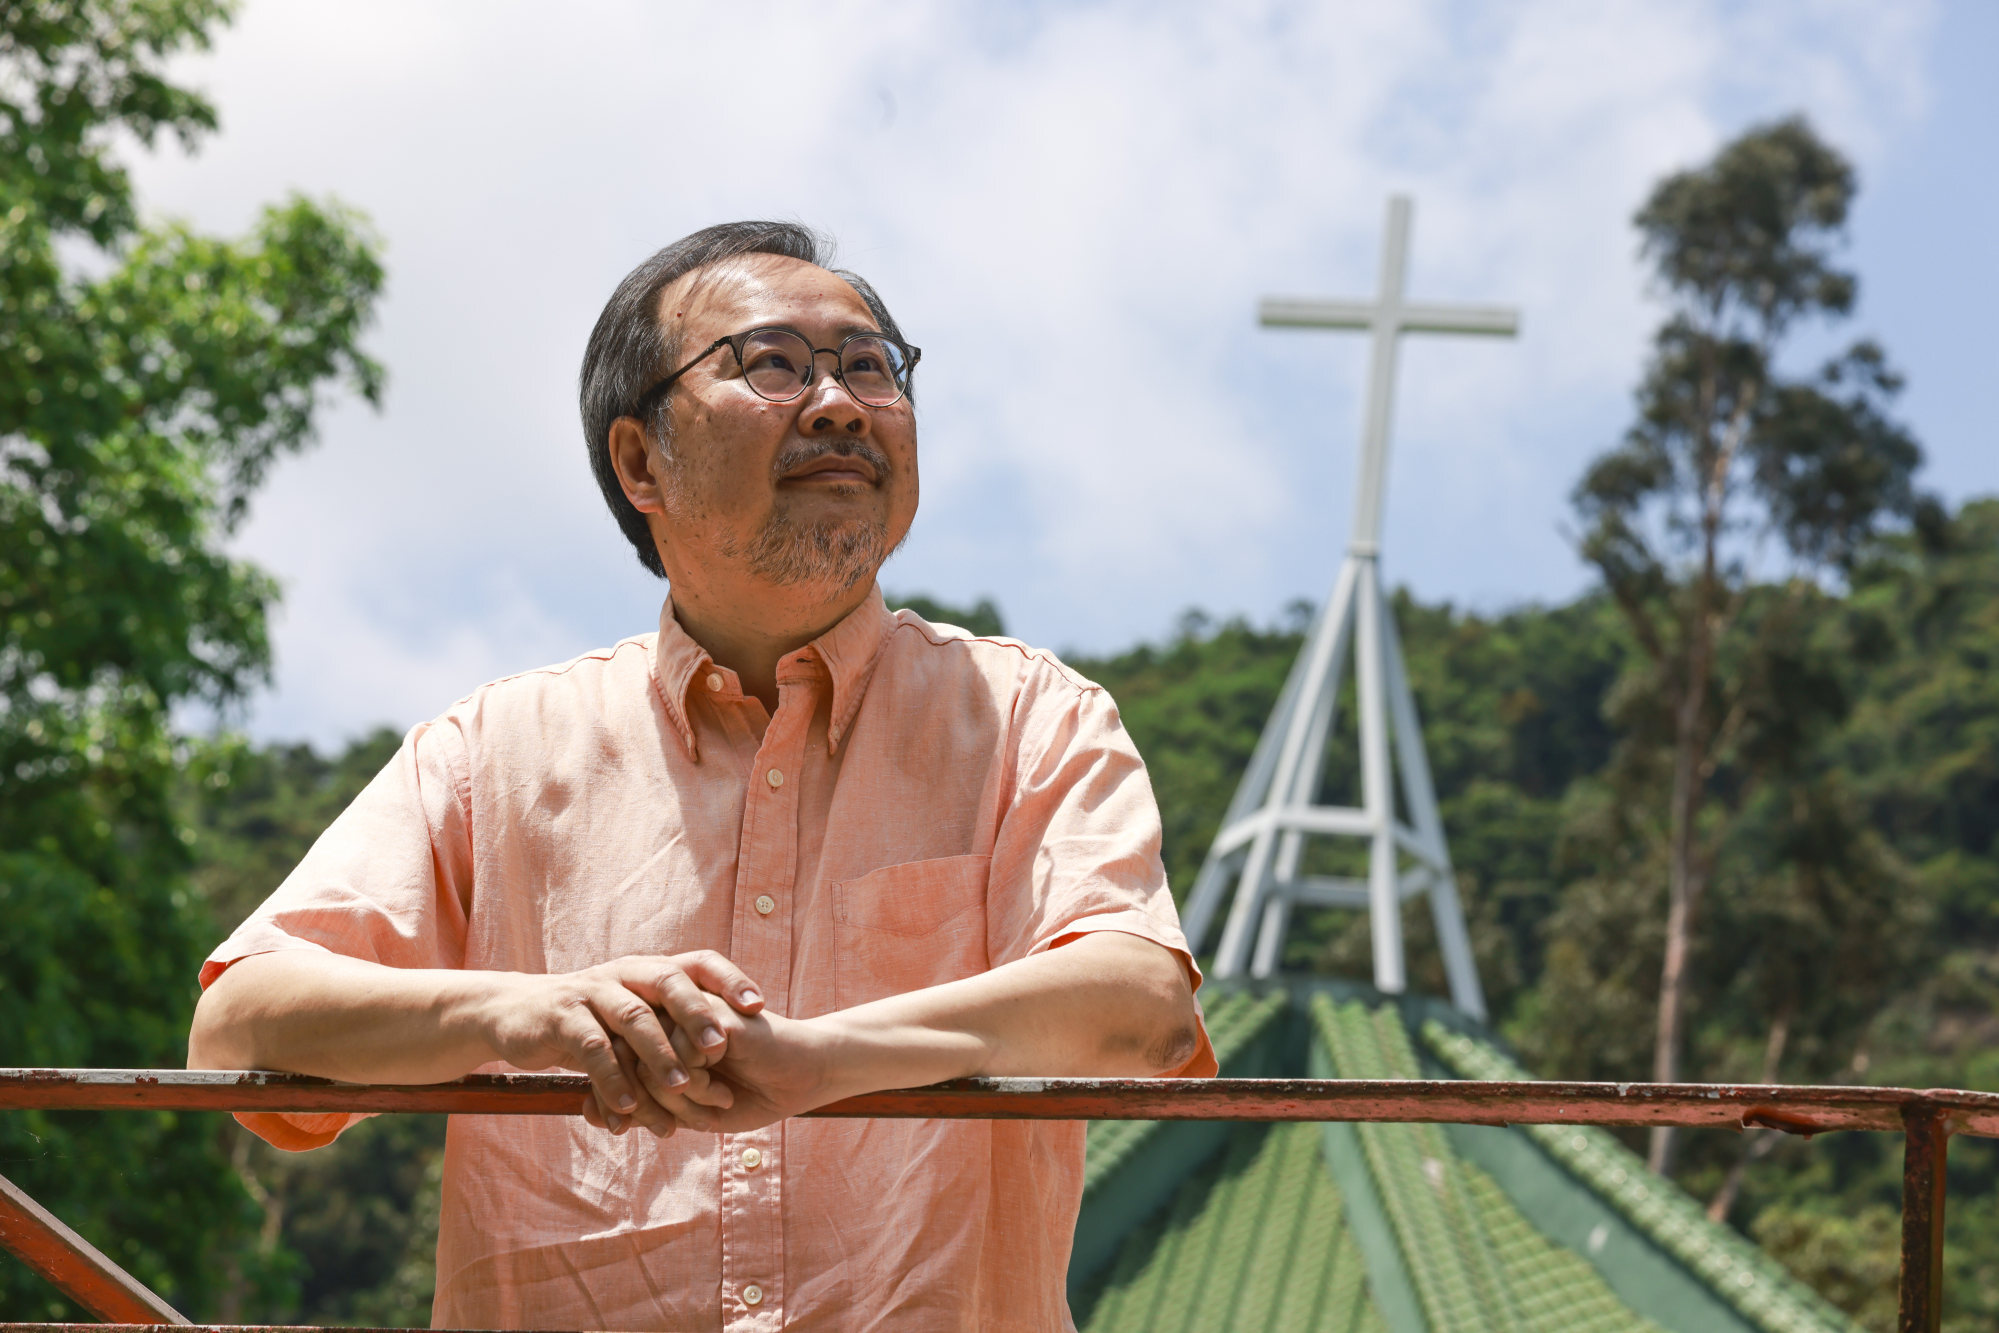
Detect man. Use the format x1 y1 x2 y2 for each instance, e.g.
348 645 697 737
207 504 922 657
189 221 1214 1332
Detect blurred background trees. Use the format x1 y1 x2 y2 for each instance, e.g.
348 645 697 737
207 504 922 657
0 0 384 1318
1 14 1994 1328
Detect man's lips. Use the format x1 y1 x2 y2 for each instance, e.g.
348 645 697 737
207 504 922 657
780 454 880 485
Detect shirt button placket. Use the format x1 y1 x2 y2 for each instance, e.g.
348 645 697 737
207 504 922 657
722 676 811 1332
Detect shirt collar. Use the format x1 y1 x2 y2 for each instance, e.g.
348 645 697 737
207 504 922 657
652 586 895 760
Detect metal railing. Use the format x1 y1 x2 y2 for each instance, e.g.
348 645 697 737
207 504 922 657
4 1069 1992 1332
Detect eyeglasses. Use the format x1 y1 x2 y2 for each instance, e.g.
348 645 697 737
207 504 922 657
632 326 921 416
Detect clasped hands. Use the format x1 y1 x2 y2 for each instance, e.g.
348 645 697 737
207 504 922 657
482 950 817 1139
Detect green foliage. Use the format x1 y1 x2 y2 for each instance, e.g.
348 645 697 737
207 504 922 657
0 0 383 1318
180 730 446 1327
887 591 1007 638
1070 605 1312 894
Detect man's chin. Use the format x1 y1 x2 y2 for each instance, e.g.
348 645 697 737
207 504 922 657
728 513 893 592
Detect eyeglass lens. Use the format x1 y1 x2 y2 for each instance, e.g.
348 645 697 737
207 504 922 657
739 330 910 406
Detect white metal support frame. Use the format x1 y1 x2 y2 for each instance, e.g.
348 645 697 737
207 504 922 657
1181 196 1517 1018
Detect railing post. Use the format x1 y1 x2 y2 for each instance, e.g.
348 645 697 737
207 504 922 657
1899 1102 1948 1333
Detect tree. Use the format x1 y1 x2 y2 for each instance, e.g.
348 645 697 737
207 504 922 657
1569 116 1928 1171
181 730 443 1326
0 2 384 1316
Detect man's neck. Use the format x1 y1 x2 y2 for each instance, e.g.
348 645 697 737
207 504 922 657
668 577 876 710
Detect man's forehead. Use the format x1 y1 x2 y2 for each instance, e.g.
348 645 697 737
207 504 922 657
659 254 874 335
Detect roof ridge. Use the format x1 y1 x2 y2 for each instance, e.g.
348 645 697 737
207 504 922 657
1418 1020 1862 1333
1314 997 1509 1333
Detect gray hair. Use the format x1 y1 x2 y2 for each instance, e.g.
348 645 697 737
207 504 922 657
578 220 911 578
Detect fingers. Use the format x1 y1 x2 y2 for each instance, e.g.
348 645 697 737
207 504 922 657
555 1000 642 1126
674 950 765 1015
615 1036 729 1132
669 1025 736 1109
591 982 699 1092
626 964 732 1067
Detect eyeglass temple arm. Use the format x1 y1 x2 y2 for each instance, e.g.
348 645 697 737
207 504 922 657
631 335 735 416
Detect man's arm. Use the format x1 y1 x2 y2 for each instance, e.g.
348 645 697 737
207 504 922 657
639 930 1203 1134
189 949 767 1136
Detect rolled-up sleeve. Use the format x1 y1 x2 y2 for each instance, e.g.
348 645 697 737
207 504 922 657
986 665 1217 1078
199 718 475 1149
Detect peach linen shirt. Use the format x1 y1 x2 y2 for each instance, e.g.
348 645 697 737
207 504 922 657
202 589 1216 1333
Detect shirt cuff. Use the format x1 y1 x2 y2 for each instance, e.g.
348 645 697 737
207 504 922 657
232 1110 363 1153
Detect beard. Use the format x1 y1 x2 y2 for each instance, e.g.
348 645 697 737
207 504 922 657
703 438 902 591
722 506 894 590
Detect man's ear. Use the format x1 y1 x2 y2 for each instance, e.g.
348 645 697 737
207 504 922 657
607 417 666 514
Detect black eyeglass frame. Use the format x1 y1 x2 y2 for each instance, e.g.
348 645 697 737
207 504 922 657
629 326 922 418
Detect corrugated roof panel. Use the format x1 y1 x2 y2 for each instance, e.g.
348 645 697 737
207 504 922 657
1458 1161 1663 1333
1419 1019 1860 1333
1078 1121 1379 1333
1072 985 1864 1333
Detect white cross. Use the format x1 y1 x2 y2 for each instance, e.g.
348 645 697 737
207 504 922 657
1260 195 1518 553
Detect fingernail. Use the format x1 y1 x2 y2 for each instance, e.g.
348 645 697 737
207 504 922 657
618 1094 637 1112
702 1026 724 1046
606 1112 624 1131
667 1068 691 1088
741 989 761 1005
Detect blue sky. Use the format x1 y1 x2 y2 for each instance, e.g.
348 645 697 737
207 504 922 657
133 1 1994 748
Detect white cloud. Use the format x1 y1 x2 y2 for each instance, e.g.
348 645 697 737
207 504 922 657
128 0 1937 745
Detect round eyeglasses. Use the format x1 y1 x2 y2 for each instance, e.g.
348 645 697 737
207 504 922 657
632 326 921 416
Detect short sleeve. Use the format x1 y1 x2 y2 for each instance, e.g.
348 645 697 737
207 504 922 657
986 667 1217 1078
199 718 476 1149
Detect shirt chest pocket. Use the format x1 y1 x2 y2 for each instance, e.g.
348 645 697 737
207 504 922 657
832 854 991 1010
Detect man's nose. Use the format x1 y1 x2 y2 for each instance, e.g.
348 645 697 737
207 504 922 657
799 361 869 436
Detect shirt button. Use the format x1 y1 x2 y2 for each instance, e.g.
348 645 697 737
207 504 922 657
705 672 724 692
742 1284 764 1307
754 895 775 916
766 768 784 788
741 1146 762 1170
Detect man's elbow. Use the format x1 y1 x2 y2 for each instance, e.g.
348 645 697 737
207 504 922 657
1109 938 1202 1075
1139 1012 1202 1076
187 972 255 1070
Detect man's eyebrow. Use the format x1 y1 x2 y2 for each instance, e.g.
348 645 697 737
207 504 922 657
833 321 885 340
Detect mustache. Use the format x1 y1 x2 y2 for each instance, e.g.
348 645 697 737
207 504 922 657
772 438 892 481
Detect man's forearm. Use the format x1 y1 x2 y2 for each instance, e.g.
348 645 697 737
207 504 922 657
190 947 767 1142
803 931 1201 1106
188 951 513 1082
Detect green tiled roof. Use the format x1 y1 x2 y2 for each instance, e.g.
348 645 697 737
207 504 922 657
1420 1020 1858 1333
1081 1121 1383 1333
1071 984 1861 1333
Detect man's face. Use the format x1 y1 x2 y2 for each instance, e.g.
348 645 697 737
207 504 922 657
632 255 918 597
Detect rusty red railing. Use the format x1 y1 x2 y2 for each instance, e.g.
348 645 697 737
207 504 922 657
3 1069 1988 1332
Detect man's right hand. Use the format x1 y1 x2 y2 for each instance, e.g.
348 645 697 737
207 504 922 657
478 951 766 1138
189 948 766 1141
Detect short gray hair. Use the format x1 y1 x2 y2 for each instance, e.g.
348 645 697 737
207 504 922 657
578 220 911 577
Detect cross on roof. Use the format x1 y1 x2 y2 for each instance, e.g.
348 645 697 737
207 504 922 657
1259 194 1518 553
